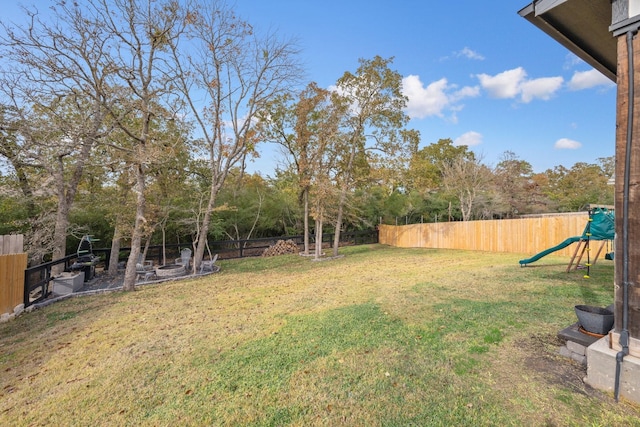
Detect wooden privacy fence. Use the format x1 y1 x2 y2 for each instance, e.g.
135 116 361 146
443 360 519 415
378 212 593 257
0 235 27 316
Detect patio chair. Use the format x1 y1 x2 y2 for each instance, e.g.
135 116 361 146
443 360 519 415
200 253 219 273
175 248 192 270
136 254 155 281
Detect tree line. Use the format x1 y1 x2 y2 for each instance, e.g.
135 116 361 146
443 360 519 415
0 0 613 290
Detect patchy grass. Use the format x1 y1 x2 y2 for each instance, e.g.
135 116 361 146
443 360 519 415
1 245 638 426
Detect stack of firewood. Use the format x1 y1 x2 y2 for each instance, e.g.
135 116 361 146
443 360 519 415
262 239 299 257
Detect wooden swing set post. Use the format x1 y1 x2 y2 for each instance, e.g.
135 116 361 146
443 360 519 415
567 239 608 272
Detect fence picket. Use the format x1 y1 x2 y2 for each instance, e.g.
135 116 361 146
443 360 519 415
0 234 24 255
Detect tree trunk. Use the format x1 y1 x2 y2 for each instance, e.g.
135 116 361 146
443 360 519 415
303 188 310 255
122 164 146 291
314 216 323 261
333 144 356 257
332 203 344 257
51 135 94 271
51 195 70 275
161 225 166 266
193 183 218 274
107 223 122 276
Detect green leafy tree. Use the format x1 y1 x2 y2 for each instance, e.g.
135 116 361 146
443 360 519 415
259 82 344 254
492 151 535 217
331 56 418 256
543 162 613 211
215 172 271 240
405 138 473 195
266 168 304 236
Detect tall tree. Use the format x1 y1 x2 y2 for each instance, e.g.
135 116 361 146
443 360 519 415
405 138 470 195
543 161 613 211
0 2 112 265
168 0 302 271
493 150 534 217
332 56 417 256
259 82 344 254
87 0 189 290
441 152 492 221
0 0 189 289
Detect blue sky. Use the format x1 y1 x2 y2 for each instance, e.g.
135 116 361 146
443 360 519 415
4 1 617 176
230 0 617 176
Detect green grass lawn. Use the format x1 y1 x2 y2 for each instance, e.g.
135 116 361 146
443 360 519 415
1 245 638 426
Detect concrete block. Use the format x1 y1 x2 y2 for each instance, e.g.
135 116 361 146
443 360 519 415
567 340 587 356
559 345 572 358
586 336 640 403
570 352 587 366
52 272 84 296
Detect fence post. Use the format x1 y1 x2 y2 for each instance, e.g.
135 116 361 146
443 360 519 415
23 271 28 309
104 249 111 270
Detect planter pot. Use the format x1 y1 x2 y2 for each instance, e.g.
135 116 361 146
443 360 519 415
155 264 185 278
575 305 614 335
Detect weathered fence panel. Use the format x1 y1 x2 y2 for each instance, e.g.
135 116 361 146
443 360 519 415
0 234 23 255
379 212 590 257
1 253 28 315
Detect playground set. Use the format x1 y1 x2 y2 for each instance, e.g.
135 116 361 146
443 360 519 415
519 206 615 277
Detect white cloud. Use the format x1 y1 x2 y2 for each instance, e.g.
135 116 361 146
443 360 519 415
554 138 582 150
520 76 564 103
568 69 614 90
452 85 481 100
476 67 563 103
402 75 479 120
440 47 485 62
402 76 449 118
457 47 485 60
454 131 483 147
476 67 526 99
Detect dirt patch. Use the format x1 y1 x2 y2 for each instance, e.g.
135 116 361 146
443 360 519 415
523 332 602 399
488 331 640 425
519 333 640 415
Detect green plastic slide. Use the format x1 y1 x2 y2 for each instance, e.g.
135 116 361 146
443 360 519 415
519 236 582 266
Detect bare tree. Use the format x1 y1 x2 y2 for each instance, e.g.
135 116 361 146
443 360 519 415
441 153 492 221
168 1 302 272
2 0 193 290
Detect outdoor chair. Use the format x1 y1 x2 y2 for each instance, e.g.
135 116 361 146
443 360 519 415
175 248 192 270
136 254 154 281
137 254 153 268
200 253 219 273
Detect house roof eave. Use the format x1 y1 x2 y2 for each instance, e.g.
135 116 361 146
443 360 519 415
518 0 617 82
